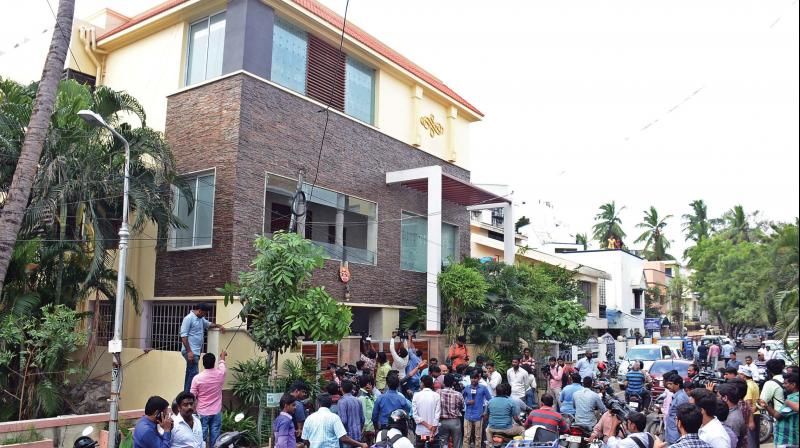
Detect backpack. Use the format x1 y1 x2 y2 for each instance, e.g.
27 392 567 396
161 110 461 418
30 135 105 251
631 433 654 448
371 429 404 448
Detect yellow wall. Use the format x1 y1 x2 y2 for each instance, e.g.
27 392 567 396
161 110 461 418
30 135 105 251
102 22 187 132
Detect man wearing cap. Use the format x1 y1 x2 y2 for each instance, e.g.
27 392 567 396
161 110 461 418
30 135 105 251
738 366 760 448
180 304 225 392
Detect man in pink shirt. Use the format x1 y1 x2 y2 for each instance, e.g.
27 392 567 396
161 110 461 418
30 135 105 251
547 357 564 411
190 351 227 446
708 343 721 370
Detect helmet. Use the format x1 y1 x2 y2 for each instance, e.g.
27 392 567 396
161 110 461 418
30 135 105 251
73 437 97 448
598 362 606 371
389 409 408 422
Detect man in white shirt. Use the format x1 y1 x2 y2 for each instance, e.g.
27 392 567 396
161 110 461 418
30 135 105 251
744 356 762 382
170 391 204 448
375 410 415 448
507 356 534 401
760 359 786 409
412 376 441 448
689 389 730 448
574 350 598 381
390 333 410 380
486 362 502 397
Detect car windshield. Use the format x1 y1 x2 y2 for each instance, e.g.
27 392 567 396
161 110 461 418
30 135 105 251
627 347 661 361
650 362 689 376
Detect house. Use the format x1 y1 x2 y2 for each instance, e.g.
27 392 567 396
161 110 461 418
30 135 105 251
556 249 648 337
3 0 502 409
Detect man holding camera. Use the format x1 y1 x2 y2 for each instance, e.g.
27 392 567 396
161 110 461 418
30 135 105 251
133 396 173 448
604 411 655 448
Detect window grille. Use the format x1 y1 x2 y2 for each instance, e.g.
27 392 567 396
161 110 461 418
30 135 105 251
578 281 592 313
95 301 114 345
599 279 607 306
150 302 216 351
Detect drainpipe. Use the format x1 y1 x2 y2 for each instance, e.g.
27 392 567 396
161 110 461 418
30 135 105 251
79 26 108 84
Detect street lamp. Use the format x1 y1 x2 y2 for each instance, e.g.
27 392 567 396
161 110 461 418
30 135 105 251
78 110 129 448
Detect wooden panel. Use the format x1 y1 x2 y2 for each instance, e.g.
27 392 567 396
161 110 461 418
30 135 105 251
306 34 345 111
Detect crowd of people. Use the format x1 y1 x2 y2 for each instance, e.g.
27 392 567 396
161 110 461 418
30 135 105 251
129 306 798 448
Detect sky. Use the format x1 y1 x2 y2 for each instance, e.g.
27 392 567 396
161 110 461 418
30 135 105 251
2 0 798 260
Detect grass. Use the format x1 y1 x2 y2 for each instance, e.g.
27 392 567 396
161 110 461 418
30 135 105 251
2 427 44 445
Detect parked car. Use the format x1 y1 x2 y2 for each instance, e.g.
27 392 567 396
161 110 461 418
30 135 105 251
762 339 784 351
741 334 761 349
647 359 693 398
618 344 680 381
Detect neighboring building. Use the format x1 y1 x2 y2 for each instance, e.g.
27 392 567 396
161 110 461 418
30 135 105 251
557 249 647 337
645 260 705 331
469 206 613 336
4 0 501 408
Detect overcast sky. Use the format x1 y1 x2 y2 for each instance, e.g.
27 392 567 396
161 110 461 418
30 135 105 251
2 0 798 259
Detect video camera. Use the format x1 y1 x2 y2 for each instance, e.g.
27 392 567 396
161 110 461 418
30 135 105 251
606 395 632 422
693 370 724 390
395 328 417 340
358 331 372 342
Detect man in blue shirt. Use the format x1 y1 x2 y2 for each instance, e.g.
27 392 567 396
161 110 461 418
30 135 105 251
405 335 423 393
463 371 493 448
179 304 224 392
559 372 583 416
624 361 650 410
133 396 173 448
485 383 524 441
372 372 412 430
338 380 365 443
664 373 690 444
572 377 606 429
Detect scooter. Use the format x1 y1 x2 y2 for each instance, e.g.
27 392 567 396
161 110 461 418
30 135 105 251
214 413 248 448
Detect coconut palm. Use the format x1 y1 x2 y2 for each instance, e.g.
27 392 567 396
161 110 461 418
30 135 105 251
592 201 626 246
682 199 711 242
718 205 761 243
635 206 674 261
575 233 588 250
1 78 189 290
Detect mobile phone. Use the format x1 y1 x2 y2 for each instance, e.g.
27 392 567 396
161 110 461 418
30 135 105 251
155 410 163 423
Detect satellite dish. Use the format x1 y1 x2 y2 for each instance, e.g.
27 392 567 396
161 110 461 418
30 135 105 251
234 413 245 423
81 426 94 437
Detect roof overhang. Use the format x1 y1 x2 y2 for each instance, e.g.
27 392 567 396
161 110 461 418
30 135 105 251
396 172 510 207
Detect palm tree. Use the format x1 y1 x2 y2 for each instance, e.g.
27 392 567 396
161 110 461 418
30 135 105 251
1 78 189 287
682 199 711 242
0 0 76 291
592 201 626 247
575 233 588 250
635 206 674 261
719 205 758 243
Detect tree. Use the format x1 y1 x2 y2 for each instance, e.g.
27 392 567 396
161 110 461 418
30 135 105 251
515 216 530 232
575 233 588 251
219 232 352 373
0 0 76 291
682 199 711 243
438 263 488 341
592 201 626 246
668 271 688 334
0 305 87 420
1 78 188 282
719 205 760 243
762 220 799 338
634 206 674 261
687 235 770 335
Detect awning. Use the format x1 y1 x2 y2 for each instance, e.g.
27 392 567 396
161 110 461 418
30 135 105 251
399 172 511 206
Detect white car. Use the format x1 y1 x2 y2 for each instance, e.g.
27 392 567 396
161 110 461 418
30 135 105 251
617 344 680 381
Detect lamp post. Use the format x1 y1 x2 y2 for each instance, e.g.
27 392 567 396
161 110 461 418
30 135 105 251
78 110 129 448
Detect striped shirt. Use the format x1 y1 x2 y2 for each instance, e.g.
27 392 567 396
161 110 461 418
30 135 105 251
438 387 464 419
625 370 646 394
774 391 798 446
524 406 568 434
302 407 347 448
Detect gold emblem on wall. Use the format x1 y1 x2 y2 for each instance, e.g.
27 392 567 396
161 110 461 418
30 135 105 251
420 114 444 138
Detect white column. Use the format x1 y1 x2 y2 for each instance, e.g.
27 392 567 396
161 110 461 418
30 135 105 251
502 203 514 265
426 169 442 332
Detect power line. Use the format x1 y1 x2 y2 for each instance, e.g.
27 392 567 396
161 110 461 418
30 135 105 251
43 0 84 75
309 0 351 196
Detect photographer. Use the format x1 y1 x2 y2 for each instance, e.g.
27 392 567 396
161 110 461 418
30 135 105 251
605 411 655 448
133 396 173 448
360 335 377 375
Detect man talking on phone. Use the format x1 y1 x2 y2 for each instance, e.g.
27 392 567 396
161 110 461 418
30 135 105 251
133 396 173 448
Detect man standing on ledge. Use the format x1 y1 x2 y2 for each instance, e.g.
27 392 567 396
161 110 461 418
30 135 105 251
180 303 224 392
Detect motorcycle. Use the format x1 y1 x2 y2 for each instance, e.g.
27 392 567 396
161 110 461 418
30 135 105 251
759 413 774 444
560 425 601 448
644 394 665 439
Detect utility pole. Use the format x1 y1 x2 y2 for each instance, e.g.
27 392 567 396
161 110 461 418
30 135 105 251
289 169 306 235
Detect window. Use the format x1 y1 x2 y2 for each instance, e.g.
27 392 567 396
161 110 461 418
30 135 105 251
93 301 114 345
579 281 592 313
270 18 375 124
150 302 216 351
263 173 377 265
634 290 642 310
171 172 215 249
186 12 226 85
401 212 458 272
599 279 606 306
271 18 308 94
665 267 673 276
345 57 375 124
